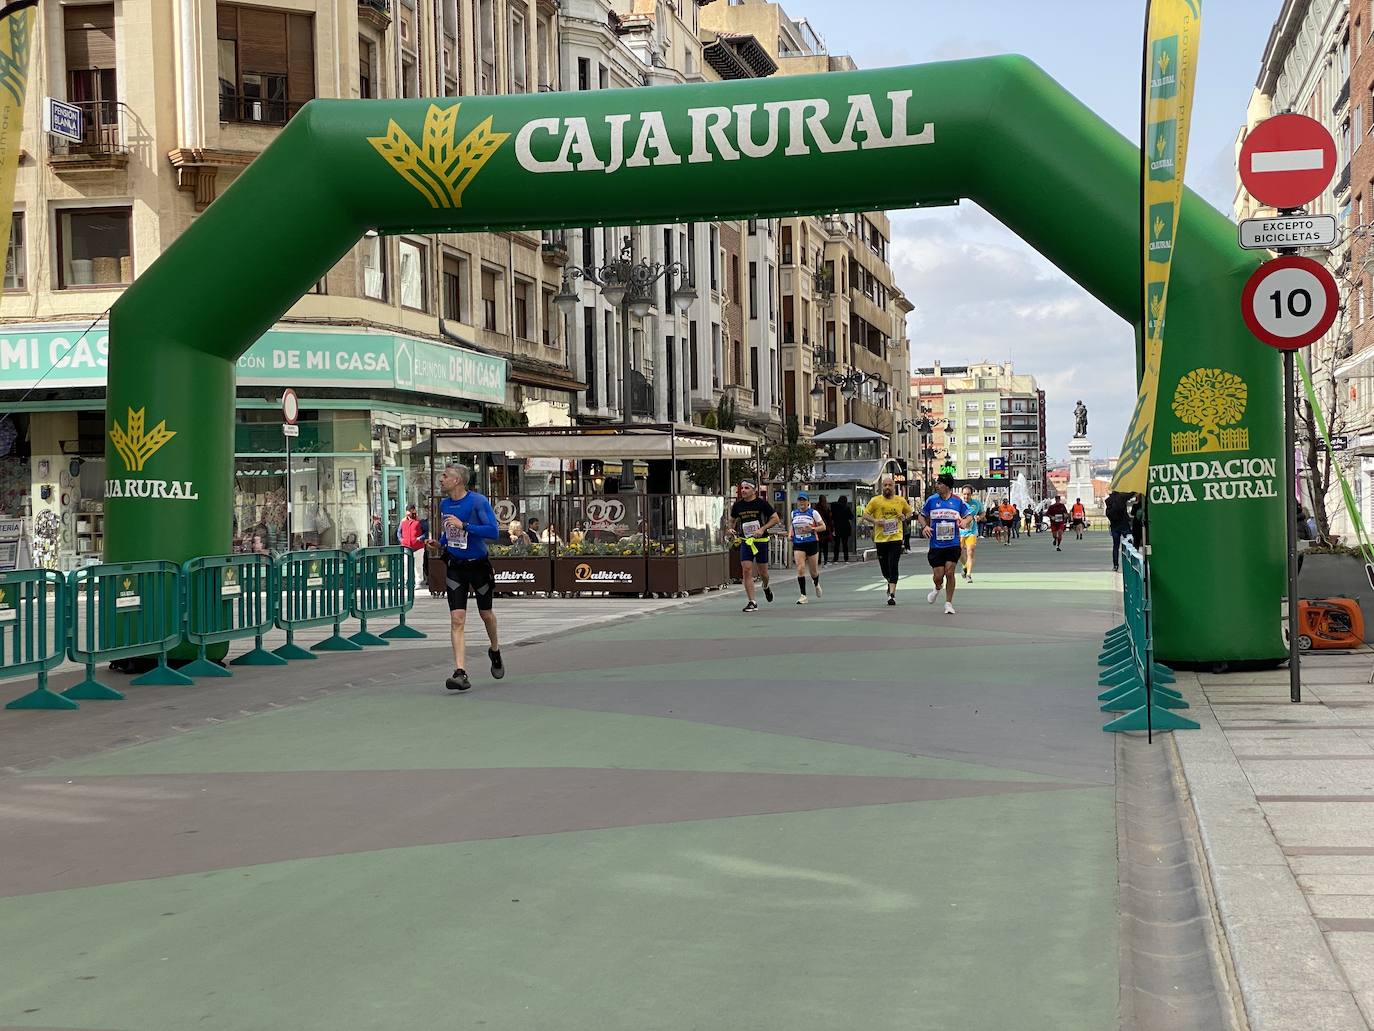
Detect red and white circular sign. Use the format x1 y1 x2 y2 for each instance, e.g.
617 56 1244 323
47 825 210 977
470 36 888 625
1240 255 1338 351
281 388 300 425
1239 114 1337 210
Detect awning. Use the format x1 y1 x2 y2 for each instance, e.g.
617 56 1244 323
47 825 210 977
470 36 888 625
428 425 755 460
811 421 886 444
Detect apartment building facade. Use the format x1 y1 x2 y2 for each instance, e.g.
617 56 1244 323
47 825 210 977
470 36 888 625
915 362 1048 498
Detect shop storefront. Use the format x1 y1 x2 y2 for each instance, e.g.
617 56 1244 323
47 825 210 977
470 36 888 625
0 323 509 569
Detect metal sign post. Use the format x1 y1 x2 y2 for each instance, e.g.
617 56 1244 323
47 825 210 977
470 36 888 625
282 390 299 550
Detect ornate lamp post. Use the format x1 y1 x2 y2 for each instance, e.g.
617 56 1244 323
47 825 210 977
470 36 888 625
897 404 952 495
554 234 696 490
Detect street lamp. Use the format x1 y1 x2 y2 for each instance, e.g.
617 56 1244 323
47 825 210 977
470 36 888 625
554 234 696 491
897 405 954 494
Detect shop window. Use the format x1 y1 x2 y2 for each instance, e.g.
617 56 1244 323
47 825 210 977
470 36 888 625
217 3 315 124
443 252 469 322
4 212 24 291
514 278 531 339
361 233 386 300
398 239 427 311
57 207 131 289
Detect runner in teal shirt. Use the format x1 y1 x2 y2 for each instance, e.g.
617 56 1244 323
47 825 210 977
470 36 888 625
959 484 983 582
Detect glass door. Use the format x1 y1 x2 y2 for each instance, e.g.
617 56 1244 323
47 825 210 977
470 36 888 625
382 466 405 547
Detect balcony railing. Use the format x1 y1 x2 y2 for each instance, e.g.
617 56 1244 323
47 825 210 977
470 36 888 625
1335 160 1351 198
219 94 307 127
358 0 390 11
1334 78 1350 113
48 101 129 164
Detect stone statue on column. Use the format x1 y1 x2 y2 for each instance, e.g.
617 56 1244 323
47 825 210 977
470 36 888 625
1073 400 1088 439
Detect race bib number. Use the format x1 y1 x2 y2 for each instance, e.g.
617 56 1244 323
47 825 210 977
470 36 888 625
880 518 899 535
446 523 468 550
792 516 813 535
742 520 762 538
935 522 957 542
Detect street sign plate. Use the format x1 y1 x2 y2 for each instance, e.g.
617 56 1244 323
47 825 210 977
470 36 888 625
1331 434 1349 451
281 387 299 425
1240 255 1339 351
282 423 300 437
1239 114 1337 209
1238 214 1338 250
42 98 82 143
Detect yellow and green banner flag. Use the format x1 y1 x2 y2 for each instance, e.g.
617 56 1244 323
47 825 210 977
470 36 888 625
1112 0 1201 492
0 1 34 302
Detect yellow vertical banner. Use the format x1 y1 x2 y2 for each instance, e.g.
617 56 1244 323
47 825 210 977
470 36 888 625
1111 0 1202 492
0 2 33 302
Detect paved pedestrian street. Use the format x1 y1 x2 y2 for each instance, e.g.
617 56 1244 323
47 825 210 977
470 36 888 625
1 537 1122 1031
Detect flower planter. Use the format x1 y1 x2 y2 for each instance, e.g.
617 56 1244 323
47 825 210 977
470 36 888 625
489 556 553 594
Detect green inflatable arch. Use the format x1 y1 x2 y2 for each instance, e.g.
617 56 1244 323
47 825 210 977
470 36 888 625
107 55 1283 664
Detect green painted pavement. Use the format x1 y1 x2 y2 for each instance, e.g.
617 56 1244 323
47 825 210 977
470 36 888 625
0 792 1116 1031
30 694 1051 782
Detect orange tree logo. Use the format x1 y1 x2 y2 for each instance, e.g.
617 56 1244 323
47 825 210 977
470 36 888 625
110 407 175 472
1171 368 1250 455
368 103 509 209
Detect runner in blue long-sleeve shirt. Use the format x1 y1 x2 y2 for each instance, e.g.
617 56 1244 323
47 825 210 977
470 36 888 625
438 464 505 692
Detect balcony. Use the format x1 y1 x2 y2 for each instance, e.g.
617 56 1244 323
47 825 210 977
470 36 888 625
541 230 569 266
358 0 391 29
48 101 130 174
219 94 307 127
1334 78 1350 114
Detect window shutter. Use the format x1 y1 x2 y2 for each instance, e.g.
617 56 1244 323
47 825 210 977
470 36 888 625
64 4 115 69
287 13 315 106
216 4 238 41
239 8 287 73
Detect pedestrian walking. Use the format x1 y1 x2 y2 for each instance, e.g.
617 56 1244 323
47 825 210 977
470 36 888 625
398 503 428 587
815 496 834 566
438 464 505 693
1105 491 1131 572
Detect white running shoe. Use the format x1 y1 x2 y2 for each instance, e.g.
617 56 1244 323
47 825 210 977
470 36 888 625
814 582 823 599
927 589 939 604
944 602 956 615
796 595 808 605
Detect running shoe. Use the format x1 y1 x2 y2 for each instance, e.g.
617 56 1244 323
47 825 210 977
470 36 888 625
489 649 505 680
887 595 896 607
944 602 956 616
927 589 939 604
763 585 774 603
796 596 808 605
814 583 823 599
446 668 472 692
742 601 758 613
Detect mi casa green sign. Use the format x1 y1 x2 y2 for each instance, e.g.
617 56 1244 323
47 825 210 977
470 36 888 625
106 56 1282 664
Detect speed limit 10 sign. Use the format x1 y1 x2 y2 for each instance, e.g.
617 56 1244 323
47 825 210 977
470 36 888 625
1240 255 1339 351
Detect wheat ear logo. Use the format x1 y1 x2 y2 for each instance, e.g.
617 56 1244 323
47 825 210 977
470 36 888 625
1157 47 1171 78
110 407 175 472
368 103 510 209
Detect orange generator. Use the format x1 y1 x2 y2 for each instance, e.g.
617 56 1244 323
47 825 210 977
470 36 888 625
1296 598 1365 651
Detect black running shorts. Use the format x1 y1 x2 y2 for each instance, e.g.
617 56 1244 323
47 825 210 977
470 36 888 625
446 557 495 612
927 546 962 568
792 540 820 557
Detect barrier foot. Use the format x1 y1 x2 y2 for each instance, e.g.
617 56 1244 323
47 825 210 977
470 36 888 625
1098 662 1138 688
231 642 289 667
312 629 364 653
63 680 124 702
131 659 195 687
1103 625 1128 643
380 622 427 640
349 629 390 647
273 642 317 661
1098 679 1141 702
182 657 232 679
1104 705 1200 733
8 676 81 710
1151 663 1176 684
1101 686 1189 713
1099 649 1130 667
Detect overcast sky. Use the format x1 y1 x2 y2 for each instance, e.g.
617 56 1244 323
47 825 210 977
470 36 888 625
776 0 1276 458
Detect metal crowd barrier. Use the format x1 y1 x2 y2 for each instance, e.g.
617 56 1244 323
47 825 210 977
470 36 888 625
349 547 427 646
184 554 284 677
69 561 191 695
273 550 361 660
2 570 74 710
1098 540 1197 735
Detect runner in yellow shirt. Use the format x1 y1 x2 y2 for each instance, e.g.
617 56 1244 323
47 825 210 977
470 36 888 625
860 474 915 606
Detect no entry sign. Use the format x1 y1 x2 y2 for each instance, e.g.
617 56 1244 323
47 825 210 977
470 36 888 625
1239 114 1337 210
1240 255 1339 350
